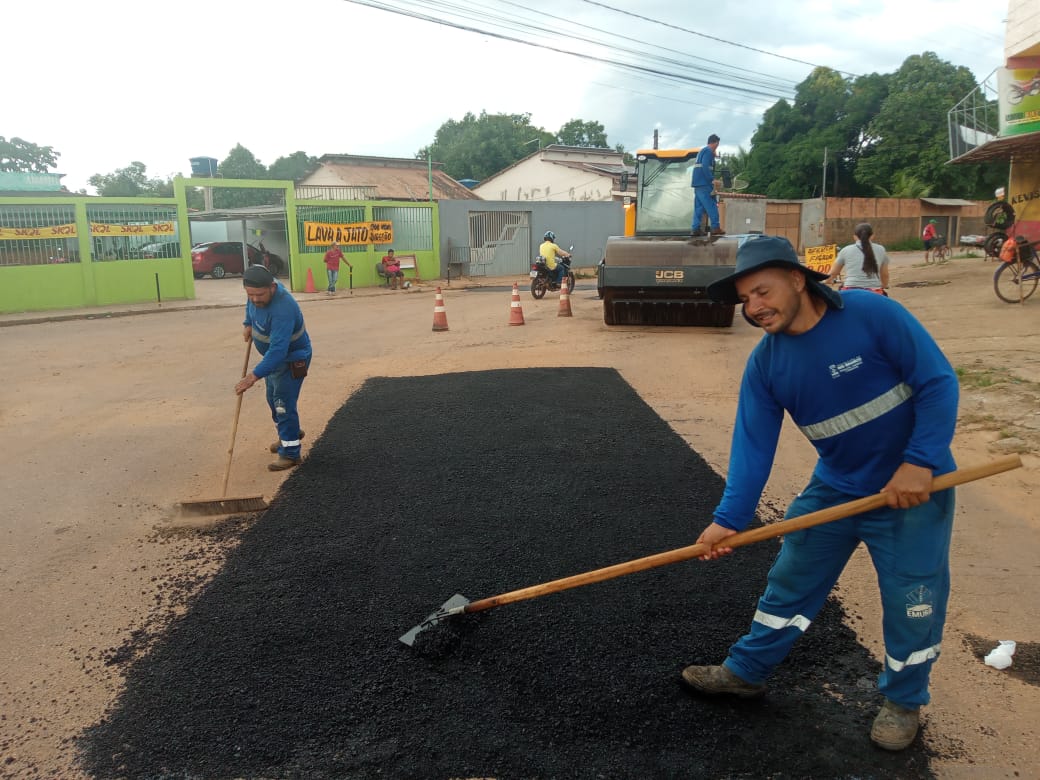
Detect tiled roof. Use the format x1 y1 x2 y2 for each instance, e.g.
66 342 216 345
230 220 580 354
309 156 481 200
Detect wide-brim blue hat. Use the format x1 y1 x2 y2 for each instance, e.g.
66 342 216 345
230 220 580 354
706 234 843 315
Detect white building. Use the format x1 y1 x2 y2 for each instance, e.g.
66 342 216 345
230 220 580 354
473 145 632 203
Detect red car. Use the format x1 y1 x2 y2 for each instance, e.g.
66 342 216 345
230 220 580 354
191 242 285 279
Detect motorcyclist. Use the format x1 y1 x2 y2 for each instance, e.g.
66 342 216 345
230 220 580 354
539 231 571 288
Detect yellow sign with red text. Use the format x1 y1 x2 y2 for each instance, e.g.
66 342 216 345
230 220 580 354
303 221 393 247
804 244 837 274
0 222 177 240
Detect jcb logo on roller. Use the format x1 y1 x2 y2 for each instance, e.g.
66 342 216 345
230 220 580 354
656 270 684 280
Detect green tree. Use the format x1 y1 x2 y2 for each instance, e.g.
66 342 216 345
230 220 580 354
556 119 609 147
268 151 318 182
0 136 60 172
418 111 556 181
214 144 275 208
744 67 864 198
874 171 932 198
854 52 1001 198
89 161 171 197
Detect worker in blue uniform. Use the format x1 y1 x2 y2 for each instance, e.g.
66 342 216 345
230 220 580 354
235 265 312 471
690 133 725 237
680 235 959 752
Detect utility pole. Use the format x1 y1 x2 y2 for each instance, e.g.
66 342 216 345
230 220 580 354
427 149 433 201
821 147 828 198
653 129 659 150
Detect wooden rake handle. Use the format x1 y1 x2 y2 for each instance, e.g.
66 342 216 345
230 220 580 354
464 455 1023 614
221 340 253 498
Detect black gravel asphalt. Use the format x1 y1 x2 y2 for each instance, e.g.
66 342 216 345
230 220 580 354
79 368 947 779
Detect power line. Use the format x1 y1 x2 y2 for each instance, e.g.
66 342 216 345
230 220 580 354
339 0 796 102
578 0 860 78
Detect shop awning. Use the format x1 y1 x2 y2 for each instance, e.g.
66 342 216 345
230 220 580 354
949 131 1040 164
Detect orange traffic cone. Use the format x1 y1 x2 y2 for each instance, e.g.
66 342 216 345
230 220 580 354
509 282 525 326
558 275 573 317
304 267 317 294
432 287 449 332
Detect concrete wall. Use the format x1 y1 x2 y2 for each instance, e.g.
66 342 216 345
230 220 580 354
801 198 827 248
1006 0 1040 61
720 197 766 234
438 200 624 277
821 198 988 247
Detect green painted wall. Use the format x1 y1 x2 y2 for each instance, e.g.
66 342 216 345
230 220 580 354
1 184 441 313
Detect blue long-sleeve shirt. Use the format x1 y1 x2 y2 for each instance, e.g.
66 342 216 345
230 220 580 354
691 146 716 189
713 290 959 531
243 282 312 379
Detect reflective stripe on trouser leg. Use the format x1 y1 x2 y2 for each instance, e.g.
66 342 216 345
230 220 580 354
725 478 860 685
264 363 306 459
865 487 954 709
693 187 720 230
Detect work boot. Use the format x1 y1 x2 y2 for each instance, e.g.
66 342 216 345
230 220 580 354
680 664 766 699
690 229 706 238
268 456 301 472
269 431 305 453
870 699 920 751
710 227 727 236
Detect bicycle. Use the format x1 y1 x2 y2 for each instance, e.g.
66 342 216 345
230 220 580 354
993 239 1040 303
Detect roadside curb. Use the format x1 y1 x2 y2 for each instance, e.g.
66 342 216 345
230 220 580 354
0 278 494 329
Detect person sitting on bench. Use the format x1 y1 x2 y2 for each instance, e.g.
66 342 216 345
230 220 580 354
380 249 406 289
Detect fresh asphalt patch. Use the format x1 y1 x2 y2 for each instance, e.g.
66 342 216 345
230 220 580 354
79 368 946 779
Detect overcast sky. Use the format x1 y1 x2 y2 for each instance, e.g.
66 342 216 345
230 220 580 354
5 0 1007 192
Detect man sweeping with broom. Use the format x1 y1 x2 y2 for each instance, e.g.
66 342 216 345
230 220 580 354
235 265 312 471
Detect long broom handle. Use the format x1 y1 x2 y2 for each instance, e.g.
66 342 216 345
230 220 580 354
221 340 253 498
463 455 1022 614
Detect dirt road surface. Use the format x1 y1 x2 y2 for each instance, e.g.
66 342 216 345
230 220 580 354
1 251 1037 778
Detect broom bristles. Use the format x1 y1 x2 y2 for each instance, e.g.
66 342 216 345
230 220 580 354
178 495 268 517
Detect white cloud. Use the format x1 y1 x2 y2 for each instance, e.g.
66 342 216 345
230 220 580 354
4 0 1008 191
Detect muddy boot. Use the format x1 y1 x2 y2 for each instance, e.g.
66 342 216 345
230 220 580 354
268 456 301 472
269 431 304 453
870 699 919 751
680 664 766 699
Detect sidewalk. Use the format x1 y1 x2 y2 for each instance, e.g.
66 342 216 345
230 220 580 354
0 273 504 328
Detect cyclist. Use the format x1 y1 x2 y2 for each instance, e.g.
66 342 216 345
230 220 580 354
922 220 939 264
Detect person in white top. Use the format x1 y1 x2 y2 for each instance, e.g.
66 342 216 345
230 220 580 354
825 222 890 295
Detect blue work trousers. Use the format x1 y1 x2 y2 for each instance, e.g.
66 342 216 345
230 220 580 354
692 187 720 232
265 361 308 458
724 476 955 709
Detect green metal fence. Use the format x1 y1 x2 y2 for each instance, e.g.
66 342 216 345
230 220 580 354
1 181 441 314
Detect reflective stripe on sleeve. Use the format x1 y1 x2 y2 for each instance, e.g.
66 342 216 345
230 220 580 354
885 643 941 672
753 609 811 632
799 382 912 441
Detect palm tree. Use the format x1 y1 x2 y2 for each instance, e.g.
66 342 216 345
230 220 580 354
875 171 931 198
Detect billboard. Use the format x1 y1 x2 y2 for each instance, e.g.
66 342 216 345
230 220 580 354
999 67 1040 137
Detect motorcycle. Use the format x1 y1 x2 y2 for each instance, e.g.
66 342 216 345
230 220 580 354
250 240 287 276
1008 74 1040 105
530 245 576 299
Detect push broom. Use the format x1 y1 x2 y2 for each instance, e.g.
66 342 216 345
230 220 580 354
178 340 268 517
